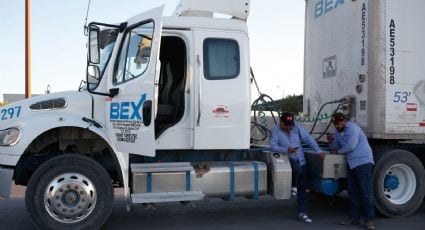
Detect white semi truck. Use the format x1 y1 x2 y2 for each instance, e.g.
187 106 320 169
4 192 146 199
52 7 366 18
0 1 293 229
0 0 421 229
303 0 425 218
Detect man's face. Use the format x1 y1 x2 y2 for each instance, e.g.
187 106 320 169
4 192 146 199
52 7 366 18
280 121 293 133
333 120 346 132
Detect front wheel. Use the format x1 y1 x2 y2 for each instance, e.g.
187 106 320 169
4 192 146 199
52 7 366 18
26 154 114 230
372 149 425 217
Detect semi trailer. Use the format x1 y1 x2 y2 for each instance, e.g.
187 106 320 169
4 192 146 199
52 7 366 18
303 0 425 218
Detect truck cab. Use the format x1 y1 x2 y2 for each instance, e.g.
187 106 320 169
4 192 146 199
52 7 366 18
87 5 251 155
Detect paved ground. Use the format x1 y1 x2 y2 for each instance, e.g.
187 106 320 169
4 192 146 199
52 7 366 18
1 185 425 229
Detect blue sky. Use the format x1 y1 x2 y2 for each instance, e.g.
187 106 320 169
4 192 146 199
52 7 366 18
0 0 305 101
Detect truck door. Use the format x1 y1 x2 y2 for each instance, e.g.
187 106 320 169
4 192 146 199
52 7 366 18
106 6 163 156
193 29 251 149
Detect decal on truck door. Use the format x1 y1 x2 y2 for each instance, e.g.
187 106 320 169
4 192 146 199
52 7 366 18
109 93 147 143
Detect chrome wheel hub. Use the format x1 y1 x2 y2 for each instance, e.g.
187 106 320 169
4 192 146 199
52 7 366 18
44 173 97 223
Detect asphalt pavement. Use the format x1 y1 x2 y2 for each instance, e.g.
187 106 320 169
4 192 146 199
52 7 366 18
1 185 425 230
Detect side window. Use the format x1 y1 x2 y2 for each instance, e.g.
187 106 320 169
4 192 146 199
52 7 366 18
203 38 240 80
114 21 154 85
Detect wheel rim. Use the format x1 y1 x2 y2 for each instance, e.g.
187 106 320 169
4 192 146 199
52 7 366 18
382 164 416 205
44 173 97 224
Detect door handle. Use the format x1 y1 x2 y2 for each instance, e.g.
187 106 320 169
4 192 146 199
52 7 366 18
197 54 201 127
109 88 119 97
143 100 152 126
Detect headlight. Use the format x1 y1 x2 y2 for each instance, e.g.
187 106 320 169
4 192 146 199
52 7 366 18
0 128 21 146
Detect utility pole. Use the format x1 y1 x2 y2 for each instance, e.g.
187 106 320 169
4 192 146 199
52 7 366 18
25 0 31 99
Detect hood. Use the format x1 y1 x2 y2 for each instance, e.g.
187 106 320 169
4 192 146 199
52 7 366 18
0 91 93 129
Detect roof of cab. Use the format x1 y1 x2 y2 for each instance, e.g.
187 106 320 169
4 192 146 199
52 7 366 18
162 16 248 33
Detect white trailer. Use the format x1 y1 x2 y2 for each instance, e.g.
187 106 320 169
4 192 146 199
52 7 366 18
304 0 425 217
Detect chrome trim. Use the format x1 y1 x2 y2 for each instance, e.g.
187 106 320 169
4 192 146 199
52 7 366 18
196 54 201 127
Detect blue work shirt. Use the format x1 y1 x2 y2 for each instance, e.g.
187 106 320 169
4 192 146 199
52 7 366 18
269 123 322 166
329 122 374 169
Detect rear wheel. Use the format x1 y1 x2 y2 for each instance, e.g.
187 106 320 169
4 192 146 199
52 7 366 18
26 154 114 230
372 149 425 217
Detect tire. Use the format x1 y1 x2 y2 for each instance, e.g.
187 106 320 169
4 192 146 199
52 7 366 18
25 154 114 230
372 149 425 217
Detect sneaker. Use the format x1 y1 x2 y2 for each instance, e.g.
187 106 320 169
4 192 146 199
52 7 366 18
291 187 297 196
339 217 359 226
298 213 312 223
364 221 375 230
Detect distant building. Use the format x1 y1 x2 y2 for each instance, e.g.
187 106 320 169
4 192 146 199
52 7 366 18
2 94 41 103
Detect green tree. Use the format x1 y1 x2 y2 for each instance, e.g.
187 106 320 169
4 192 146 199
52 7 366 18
277 94 303 114
252 94 303 115
0 101 7 107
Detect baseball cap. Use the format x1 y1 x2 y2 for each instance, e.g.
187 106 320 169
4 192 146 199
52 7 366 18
280 112 295 126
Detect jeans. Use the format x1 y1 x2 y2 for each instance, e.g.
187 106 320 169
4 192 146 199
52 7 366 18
347 163 375 221
290 158 308 214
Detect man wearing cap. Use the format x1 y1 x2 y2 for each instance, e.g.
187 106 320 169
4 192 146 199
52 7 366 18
270 112 326 223
327 112 375 230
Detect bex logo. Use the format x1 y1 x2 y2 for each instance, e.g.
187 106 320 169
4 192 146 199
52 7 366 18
110 94 147 120
315 0 345 19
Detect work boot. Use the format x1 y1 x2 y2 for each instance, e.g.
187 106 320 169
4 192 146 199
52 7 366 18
364 221 375 230
339 217 359 226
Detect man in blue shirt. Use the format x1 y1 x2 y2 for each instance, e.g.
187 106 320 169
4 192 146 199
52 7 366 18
327 113 375 230
270 112 325 223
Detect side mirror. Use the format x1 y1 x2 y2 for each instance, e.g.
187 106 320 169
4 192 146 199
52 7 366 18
88 25 100 64
87 65 100 91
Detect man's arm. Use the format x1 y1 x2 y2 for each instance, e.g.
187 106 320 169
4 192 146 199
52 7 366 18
337 125 360 154
298 124 321 153
328 136 340 150
269 126 288 153
298 124 326 160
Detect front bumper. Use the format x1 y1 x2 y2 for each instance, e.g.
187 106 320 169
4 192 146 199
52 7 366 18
0 166 14 198
0 154 19 198
0 153 20 166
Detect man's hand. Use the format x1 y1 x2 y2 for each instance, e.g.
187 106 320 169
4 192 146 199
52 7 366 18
318 152 326 161
288 147 297 154
330 149 337 154
326 133 335 143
